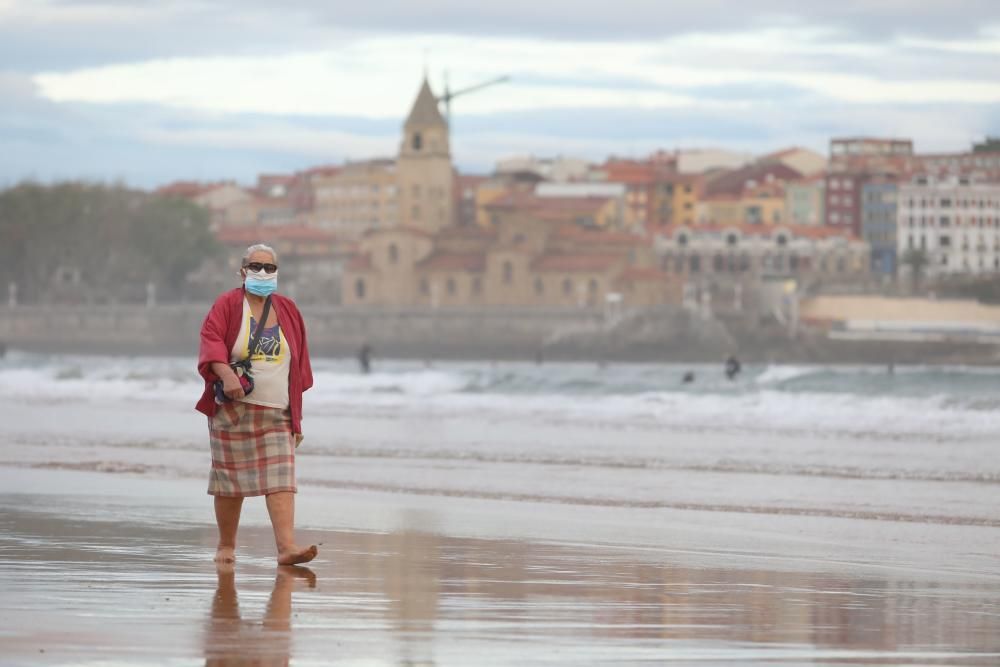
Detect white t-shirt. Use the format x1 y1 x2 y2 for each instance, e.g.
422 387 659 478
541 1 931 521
230 298 291 409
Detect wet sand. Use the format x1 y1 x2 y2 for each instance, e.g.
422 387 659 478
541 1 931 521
2 478 1000 666
3 359 1000 665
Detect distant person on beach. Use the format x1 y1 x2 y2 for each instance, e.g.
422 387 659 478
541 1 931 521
357 343 372 374
725 355 742 380
196 243 317 566
682 371 695 384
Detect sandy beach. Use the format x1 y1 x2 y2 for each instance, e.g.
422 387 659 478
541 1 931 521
2 356 1000 665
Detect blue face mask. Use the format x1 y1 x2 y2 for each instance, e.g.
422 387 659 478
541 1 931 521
244 270 278 297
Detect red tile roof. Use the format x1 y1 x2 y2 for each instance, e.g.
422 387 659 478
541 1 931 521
156 180 231 198
704 163 803 197
532 254 622 273
303 165 343 178
215 225 337 244
417 252 487 272
600 159 657 185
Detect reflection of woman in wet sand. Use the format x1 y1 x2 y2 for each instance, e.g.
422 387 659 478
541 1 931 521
204 565 316 667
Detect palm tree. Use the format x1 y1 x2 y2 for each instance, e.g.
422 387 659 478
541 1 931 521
900 247 929 294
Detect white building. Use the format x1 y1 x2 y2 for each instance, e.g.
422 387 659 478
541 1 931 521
655 223 869 279
897 177 1000 277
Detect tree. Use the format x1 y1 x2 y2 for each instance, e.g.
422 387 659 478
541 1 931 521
0 182 221 304
900 247 929 294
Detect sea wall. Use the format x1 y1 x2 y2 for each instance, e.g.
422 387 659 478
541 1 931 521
1 303 997 363
0 304 618 358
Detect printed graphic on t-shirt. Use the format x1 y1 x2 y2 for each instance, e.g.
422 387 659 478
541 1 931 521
249 318 281 361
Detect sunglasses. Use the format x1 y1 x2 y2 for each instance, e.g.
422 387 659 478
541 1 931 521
244 262 278 273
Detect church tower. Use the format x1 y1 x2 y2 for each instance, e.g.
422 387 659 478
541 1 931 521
397 78 453 234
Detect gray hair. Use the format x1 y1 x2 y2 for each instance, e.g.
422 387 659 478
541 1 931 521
242 243 278 266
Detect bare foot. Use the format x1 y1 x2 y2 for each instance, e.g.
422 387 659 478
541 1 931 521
214 546 236 564
277 545 317 566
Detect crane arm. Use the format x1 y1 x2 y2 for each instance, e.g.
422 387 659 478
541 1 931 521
439 75 511 102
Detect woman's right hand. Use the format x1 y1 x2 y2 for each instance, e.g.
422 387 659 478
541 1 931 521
221 372 245 401
211 362 245 401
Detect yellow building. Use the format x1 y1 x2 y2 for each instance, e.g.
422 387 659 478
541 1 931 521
305 160 399 237
667 174 701 226
698 182 786 226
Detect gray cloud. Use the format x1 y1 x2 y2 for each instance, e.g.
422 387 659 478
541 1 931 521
231 0 1000 41
7 0 1000 73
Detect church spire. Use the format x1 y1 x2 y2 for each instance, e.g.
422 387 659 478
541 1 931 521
404 77 447 129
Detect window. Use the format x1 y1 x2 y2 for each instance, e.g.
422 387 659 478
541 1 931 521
689 255 701 272
588 279 598 295
411 132 422 151
446 278 456 296
472 277 482 295
534 278 544 295
420 278 429 296
562 278 573 295
726 233 737 246
502 261 513 285
388 243 399 264
411 205 421 220
677 234 688 247
354 279 366 300
713 255 724 271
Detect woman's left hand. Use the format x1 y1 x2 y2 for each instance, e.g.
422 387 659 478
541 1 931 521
294 433 304 448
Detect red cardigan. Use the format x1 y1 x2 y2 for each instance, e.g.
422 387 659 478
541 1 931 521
195 288 313 434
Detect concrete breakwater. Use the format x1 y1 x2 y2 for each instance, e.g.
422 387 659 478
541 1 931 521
1 303 997 363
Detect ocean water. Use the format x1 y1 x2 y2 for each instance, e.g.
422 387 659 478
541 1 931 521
2 351 1000 441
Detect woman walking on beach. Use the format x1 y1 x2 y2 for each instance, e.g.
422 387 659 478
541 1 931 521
196 243 317 566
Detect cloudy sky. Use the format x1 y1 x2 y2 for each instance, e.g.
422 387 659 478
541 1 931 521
2 0 999 188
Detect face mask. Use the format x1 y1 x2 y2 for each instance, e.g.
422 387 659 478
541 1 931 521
244 269 278 297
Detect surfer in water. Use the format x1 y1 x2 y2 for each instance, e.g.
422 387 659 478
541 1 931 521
725 355 742 381
358 343 372 374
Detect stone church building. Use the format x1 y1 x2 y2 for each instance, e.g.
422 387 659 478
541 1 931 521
341 79 679 309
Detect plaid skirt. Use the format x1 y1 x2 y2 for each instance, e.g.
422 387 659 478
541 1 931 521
207 401 296 497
